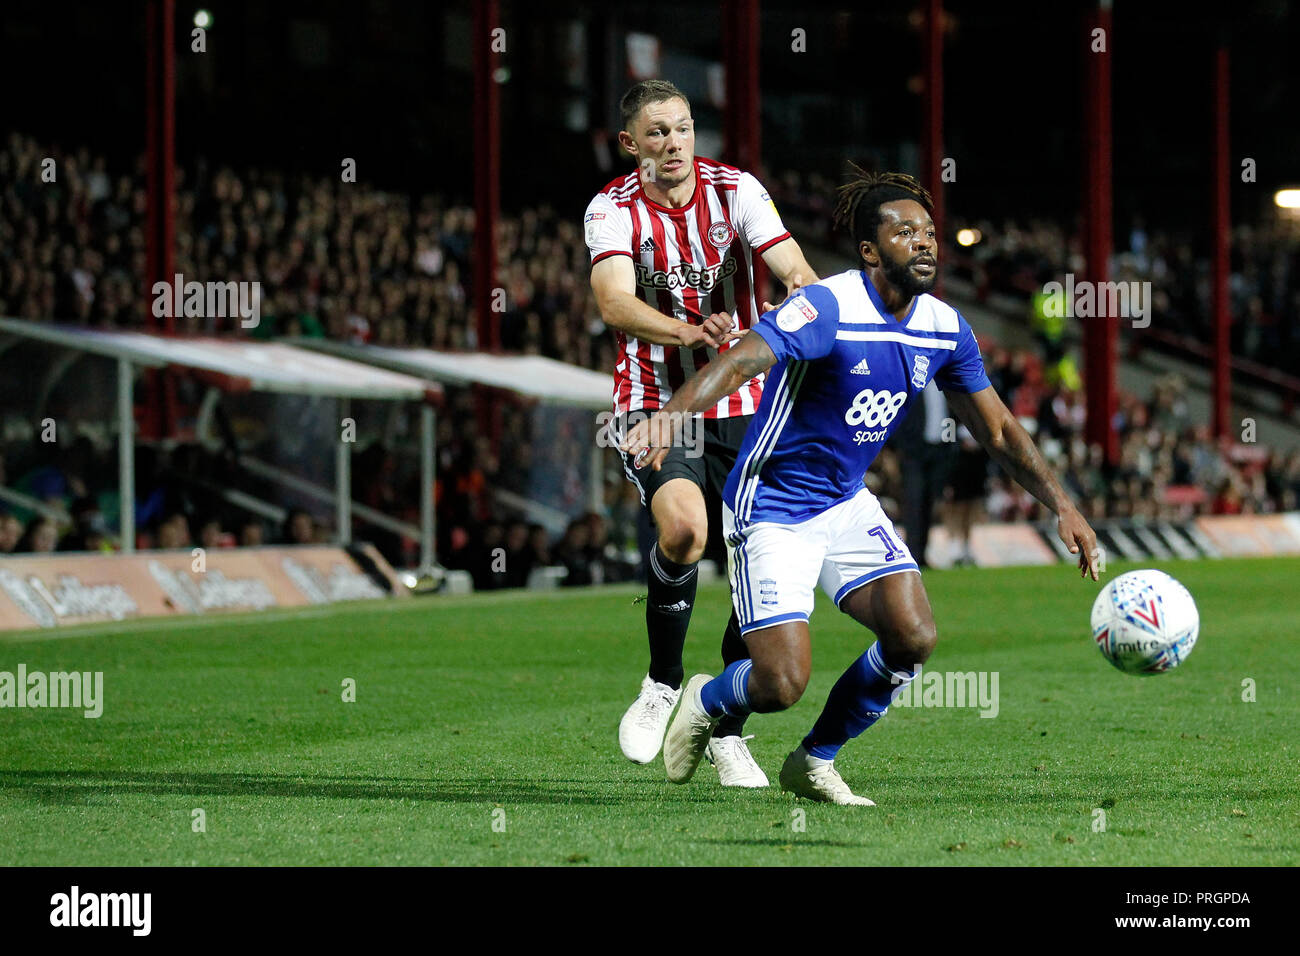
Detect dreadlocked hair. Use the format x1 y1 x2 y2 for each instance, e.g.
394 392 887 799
832 164 934 249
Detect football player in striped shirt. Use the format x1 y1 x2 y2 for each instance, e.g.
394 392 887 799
586 80 819 785
623 169 1099 804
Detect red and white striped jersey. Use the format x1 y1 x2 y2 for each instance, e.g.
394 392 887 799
584 157 791 419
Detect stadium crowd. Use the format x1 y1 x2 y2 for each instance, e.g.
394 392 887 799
3 133 1299 581
871 353 1300 529
944 212 1300 375
0 431 644 589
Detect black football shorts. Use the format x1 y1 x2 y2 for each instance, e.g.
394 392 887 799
613 411 754 510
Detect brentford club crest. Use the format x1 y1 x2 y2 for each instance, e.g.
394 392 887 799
707 221 736 249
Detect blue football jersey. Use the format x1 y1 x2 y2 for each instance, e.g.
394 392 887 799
723 269 992 525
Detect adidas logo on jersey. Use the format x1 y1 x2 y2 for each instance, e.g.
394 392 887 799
850 358 871 375
640 238 657 254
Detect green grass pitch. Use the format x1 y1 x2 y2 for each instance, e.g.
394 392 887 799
1 557 1296 866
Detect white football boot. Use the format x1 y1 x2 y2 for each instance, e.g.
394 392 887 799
662 674 719 783
705 734 770 788
618 675 680 764
779 745 875 806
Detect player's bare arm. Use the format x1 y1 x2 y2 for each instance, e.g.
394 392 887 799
760 237 819 297
590 255 736 350
944 385 1100 581
621 332 778 470
757 238 818 313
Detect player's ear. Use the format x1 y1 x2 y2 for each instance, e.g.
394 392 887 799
859 239 878 268
617 129 638 158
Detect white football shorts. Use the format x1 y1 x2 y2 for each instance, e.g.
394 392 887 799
723 486 920 636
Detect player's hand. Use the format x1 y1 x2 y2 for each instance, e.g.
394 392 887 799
621 412 676 472
681 312 745 349
761 273 806 314
1058 507 1100 581
701 310 748 345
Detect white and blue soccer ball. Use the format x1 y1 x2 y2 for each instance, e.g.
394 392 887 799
1090 569 1200 675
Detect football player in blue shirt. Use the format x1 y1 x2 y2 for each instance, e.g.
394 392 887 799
622 169 1100 805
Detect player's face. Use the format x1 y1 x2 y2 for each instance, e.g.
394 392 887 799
867 199 937 297
626 98 695 188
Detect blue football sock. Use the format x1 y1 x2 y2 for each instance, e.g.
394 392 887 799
801 642 918 760
699 659 753 718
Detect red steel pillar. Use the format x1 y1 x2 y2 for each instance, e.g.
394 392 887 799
722 0 769 305
144 0 177 441
473 0 501 352
921 0 944 298
145 0 176 334
1211 48 1231 441
1083 0 1118 464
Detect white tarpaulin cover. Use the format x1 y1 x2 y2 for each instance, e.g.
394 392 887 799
0 319 440 401
297 340 612 409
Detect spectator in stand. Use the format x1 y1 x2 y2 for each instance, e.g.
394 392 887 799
282 509 316 545
198 517 226 550
0 513 23 553
156 512 192 549
471 521 509 591
554 518 594 587
1211 477 1245 515
944 426 989 565
503 520 534 588
1265 450 1300 512
579 510 636 584
893 381 957 569
239 518 265 547
18 516 60 553
58 497 111 552
441 526 474 577
526 523 551 569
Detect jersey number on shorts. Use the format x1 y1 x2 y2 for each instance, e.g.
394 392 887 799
844 389 907 428
867 524 904 561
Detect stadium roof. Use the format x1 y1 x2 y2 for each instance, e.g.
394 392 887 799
294 340 612 409
0 319 442 402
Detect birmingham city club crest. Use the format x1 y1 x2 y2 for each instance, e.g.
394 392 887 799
911 353 930 390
